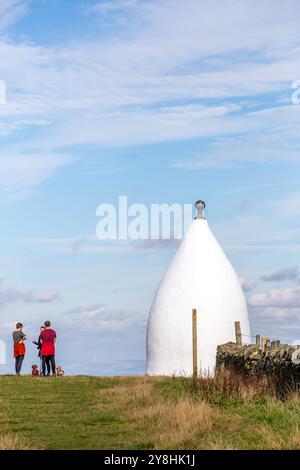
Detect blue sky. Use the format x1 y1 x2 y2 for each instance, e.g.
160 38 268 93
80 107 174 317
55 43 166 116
0 0 300 374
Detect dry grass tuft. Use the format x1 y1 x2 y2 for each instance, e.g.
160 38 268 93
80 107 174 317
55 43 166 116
0 433 34 450
95 377 214 449
256 425 300 450
205 438 237 450
190 366 298 403
152 399 213 449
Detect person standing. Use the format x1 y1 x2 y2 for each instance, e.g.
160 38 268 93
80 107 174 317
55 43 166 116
40 321 57 377
12 323 27 376
32 326 45 374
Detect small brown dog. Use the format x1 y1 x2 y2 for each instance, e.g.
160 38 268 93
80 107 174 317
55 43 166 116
32 364 39 377
56 365 65 377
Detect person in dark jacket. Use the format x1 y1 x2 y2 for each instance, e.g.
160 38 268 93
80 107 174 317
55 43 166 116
32 326 45 373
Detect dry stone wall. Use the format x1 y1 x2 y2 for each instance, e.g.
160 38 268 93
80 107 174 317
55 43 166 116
216 342 300 385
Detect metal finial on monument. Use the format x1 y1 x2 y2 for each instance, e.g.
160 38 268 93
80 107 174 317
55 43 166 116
195 200 206 219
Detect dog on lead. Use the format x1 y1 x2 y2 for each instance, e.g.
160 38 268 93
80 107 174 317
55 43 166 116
32 364 39 376
56 365 65 377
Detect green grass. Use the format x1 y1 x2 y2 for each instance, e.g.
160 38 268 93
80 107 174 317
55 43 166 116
0 375 299 450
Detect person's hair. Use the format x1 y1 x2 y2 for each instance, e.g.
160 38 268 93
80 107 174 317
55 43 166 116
40 326 45 329
44 321 51 327
16 322 23 329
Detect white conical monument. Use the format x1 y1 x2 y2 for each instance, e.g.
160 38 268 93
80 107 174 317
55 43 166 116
146 200 250 376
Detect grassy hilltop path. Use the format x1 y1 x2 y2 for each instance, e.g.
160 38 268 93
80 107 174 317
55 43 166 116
0 375 299 450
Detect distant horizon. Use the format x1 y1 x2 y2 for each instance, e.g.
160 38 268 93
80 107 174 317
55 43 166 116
0 358 146 377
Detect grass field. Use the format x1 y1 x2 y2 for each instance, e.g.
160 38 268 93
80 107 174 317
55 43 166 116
0 374 299 450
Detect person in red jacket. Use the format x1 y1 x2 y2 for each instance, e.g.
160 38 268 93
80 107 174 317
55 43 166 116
12 322 27 376
40 320 57 377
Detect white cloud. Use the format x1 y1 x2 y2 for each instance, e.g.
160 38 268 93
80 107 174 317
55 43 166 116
261 265 299 282
252 306 299 320
249 286 300 308
0 278 60 307
271 193 300 218
0 0 299 199
63 303 146 332
240 277 256 292
249 303 300 341
0 0 299 143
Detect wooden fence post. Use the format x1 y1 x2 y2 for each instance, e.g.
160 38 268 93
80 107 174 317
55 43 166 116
235 321 242 345
256 335 261 348
192 309 198 383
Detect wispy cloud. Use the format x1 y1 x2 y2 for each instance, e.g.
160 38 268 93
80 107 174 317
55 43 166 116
271 193 300 218
0 152 74 198
1 0 300 150
0 0 28 32
30 236 179 254
90 0 141 14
